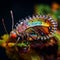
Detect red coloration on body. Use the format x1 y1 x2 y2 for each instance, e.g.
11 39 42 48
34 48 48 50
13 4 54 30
10 33 17 38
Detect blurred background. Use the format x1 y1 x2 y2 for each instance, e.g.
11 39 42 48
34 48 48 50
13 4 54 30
0 0 60 60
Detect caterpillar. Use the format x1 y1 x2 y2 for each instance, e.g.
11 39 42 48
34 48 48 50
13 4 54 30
1 10 58 53
10 14 57 41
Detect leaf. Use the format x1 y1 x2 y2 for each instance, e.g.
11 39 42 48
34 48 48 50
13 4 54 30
1 34 9 42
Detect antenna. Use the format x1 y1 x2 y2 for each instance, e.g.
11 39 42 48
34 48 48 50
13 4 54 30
10 10 14 30
2 18 8 34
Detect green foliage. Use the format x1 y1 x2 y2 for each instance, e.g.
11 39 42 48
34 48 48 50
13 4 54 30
35 4 51 15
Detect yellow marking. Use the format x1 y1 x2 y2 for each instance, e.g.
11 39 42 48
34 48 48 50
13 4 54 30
42 22 50 27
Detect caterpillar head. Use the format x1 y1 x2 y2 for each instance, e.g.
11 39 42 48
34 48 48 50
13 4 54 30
10 31 17 39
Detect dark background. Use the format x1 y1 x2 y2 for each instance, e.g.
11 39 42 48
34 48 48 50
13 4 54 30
0 0 60 60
